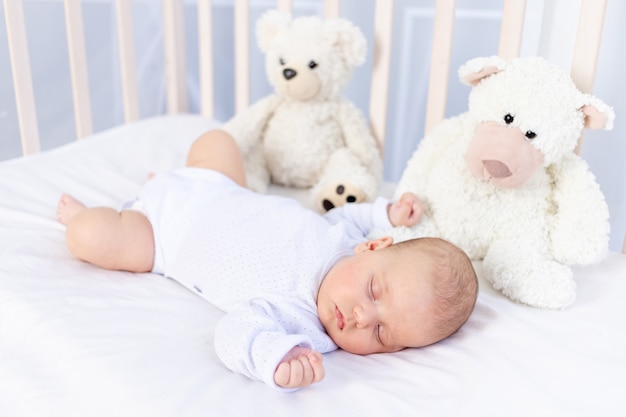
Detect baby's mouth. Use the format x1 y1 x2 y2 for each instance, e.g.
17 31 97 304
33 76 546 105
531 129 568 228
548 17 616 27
335 306 345 330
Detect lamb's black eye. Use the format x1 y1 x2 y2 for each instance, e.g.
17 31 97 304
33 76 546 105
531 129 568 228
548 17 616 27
308 60 318 69
279 57 285 65
525 131 537 139
504 114 514 124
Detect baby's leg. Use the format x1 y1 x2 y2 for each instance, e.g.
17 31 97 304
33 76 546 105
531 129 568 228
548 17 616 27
186 129 247 187
57 194 154 272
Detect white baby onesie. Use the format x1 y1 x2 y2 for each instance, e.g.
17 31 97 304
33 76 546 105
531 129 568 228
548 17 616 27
131 167 392 390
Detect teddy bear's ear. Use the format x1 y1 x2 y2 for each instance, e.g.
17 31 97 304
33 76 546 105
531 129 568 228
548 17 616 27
256 10 291 53
458 56 507 86
323 18 366 68
579 95 615 130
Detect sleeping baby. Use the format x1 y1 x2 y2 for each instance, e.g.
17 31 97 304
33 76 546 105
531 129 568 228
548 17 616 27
56 129 478 391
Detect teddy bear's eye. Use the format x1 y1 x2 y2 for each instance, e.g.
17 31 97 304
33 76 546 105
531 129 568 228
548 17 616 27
308 60 318 69
525 131 537 140
504 114 514 124
279 57 285 66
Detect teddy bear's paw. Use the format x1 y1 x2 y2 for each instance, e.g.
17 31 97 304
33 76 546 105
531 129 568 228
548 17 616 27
317 182 366 212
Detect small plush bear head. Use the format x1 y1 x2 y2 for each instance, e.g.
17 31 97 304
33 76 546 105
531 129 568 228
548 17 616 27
256 10 366 102
459 56 614 188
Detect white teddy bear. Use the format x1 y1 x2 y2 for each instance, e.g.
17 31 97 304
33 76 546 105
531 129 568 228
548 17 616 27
388 56 614 309
222 10 382 212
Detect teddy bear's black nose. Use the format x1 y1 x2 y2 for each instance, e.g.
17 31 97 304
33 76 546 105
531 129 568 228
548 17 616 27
283 68 297 80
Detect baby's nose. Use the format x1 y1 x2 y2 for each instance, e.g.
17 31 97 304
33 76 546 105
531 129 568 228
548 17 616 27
353 305 375 328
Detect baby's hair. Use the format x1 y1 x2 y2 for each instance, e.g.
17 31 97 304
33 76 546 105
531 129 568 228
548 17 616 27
391 237 478 345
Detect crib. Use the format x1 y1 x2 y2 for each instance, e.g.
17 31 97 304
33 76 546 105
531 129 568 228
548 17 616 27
1 1 625 416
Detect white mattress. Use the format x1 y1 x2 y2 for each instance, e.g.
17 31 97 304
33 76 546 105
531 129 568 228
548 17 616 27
1 114 625 417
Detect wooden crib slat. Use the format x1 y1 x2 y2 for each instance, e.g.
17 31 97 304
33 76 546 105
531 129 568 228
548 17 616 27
572 0 608 154
234 0 249 112
368 0 394 151
3 0 41 155
424 0 456 135
571 0 607 94
163 0 188 113
64 0 93 138
198 0 214 118
324 0 340 18
115 0 140 122
276 0 292 14
498 0 527 59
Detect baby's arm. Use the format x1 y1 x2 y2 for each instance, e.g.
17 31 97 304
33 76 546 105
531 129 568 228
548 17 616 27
274 346 325 389
387 192 423 227
214 302 328 391
324 194 422 239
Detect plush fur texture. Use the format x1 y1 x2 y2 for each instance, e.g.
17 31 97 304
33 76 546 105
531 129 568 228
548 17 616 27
222 10 382 212
384 56 614 309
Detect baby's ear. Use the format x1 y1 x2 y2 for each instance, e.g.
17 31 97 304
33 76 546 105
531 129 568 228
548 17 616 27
354 237 394 253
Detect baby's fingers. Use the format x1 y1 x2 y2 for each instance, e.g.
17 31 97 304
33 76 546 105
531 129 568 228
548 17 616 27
274 361 294 387
399 194 423 226
274 356 309 388
274 353 325 389
298 355 314 385
408 202 423 224
307 351 325 383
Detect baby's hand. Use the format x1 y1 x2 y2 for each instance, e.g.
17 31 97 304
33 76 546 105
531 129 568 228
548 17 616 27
274 346 325 389
388 192 423 227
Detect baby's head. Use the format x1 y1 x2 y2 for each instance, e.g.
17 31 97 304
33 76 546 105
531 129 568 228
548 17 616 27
317 236 477 354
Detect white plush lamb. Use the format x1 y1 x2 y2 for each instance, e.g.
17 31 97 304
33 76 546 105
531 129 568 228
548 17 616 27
222 10 382 212
388 56 614 309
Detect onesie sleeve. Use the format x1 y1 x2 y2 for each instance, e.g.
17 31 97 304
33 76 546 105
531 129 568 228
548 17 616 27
324 196 392 238
214 301 315 392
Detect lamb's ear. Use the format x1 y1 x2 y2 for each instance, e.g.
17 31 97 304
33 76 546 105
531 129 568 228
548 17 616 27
458 56 507 86
323 18 367 68
580 95 615 130
256 10 291 53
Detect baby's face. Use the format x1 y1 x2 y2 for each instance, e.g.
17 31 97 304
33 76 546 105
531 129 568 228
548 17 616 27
317 237 439 355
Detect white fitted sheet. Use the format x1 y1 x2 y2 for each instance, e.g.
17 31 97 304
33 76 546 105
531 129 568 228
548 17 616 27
1 115 625 417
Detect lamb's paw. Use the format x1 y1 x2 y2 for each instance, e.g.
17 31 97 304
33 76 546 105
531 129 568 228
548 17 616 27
485 257 576 309
317 182 366 212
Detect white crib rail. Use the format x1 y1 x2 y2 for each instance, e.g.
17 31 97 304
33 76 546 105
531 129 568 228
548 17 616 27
572 0 607 96
116 0 140 123
198 0 214 118
233 0 249 115
163 0 188 114
425 0 526 136
276 0 291 14
323 0 339 19
571 0 608 154
498 0 527 60
64 0 93 139
3 0 40 155
368 0 393 151
424 0 456 136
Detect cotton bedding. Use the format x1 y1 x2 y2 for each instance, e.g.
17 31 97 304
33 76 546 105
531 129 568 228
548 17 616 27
1 115 625 417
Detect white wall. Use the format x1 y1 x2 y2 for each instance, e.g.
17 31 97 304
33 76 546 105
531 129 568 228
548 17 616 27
0 0 623 251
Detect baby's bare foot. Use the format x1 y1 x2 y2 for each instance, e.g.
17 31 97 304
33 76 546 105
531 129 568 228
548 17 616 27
57 194 86 225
